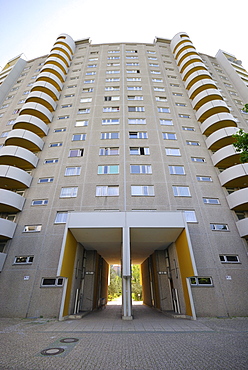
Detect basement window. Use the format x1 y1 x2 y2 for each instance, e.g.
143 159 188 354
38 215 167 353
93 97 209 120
41 277 64 287
14 256 34 264
190 277 213 286
219 255 240 263
23 225 42 232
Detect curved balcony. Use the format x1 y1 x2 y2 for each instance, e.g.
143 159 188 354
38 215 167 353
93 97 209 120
174 42 195 60
179 55 203 73
0 218 16 240
181 62 208 81
5 129 44 151
206 127 239 150
0 165 32 189
50 44 71 61
44 57 68 74
13 115 49 137
0 145 38 169
170 32 190 53
188 79 218 100
192 89 223 110
40 64 65 82
226 188 248 211
19 102 53 123
219 163 248 187
24 91 56 112
200 112 237 136
54 33 75 55
48 50 70 68
185 70 212 90
236 218 248 238
196 100 229 123
31 81 60 101
177 47 199 67
0 188 25 212
212 144 241 168
36 72 63 91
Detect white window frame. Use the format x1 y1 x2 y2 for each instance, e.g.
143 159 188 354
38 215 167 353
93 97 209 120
98 165 119 174
23 225 42 232
172 186 191 197
130 165 152 174
169 165 185 175
131 185 154 196
60 187 78 198
96 186 119 196
65 167 81 176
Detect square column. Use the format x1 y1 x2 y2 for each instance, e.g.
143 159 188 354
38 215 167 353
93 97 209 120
122 225 132 320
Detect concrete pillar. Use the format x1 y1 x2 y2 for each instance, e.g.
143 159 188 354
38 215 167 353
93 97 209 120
122 225 132 320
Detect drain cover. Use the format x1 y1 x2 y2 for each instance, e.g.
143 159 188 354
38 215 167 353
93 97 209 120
60 338 79 343
41 347 65 356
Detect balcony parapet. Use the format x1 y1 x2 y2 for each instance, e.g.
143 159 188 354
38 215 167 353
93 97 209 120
31 80 60 101
177 47 199 67
54 33 76 55
212 144 241 168
206 127 239 150
19 102 53 123
25 91 56 112
0 145 38 169
44 56 68 74
236 218 248 238
0 218 16 239
181 62 208 82
170 32 190 53
0 165 32 189
200 112 237 136
192 89 223 110
13 114 49 137
36 72 63 91
174 42 195 60
226 188 248 210
0 188 25 212
179 55 203 73
195 100 229 123
188 79 218 100
219 163 248 187
5 129 44 151
48 50 70 67
185 70 212 90
40 64 65 82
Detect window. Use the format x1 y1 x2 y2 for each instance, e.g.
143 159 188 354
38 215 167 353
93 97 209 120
169 165 185 175
101 132 119 139
151 70 161 74
44 159 58 164
41 277 64 287
127 86 142 91
219 255 240 263
96 186 119 196
203 198 220 204
130 165 152 174
191 157 205 162
127 70 140 74
0 131 9 137
72 134 86 141
127 78 141 81
172 186 191 197
149 63 159 67
186 140 200 146
131 185 154 196
98 165 119 174
163 133 177 140
60 187 78 198
197 176 212 182
106 70 120 74
173 92 183 96
99 147 119 156
38 177 53 183
67 85 77 89
154 87 165 91
61 104 72 108
75 120 88 127
78 108 90 114
104 96 120 101
105 86 120 91
14 256 34 264
190 277 213 286
23 225 42 232
69 149 84 157
129 131 148 139
0 104 9 109
102 119 120 125
87 64 97 68
179 114 190 118
126 62 139 66
31 199 48 205
84 79 95 84
55 211 69 223
156 97 167 102
152 79 163 83
160 119 173 126
210 223 229 231
183 127 195 131
127 96 143 100
175 102 186 107
103 107 120 112
182 210 197 223
65 167 81 176
130 147 150 155
165 148 181 156
58 115 69 120
7 119 16 125
158 107 170 113
128 118 146 125
108 56 120 59
106 78 120 82
54 128 66 133
65 94 75 98
80 97 92 103
128 106 144 112
49 142 62 147
108 50 120 54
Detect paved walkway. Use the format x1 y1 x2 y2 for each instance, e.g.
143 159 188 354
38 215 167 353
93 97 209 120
0 303 247 369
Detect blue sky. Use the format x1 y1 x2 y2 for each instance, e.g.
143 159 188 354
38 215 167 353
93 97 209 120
1 0 248 71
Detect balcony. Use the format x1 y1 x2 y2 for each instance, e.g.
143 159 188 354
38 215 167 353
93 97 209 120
185 70 212 90
50 44 71 61
170 32 190 53
25 91 56 112
36 72 63 91
226 188 248 210
188 79 218 100
236 218 248 238
0 188 25 212
19 102 53 123
0 218 16 239
179 55 203 73
0 165 32 189
219 163 248 187
5 129 44 151
196 100 229 123
31 81 60 101
0 145 38 169
13 114 49 137
40 64 66 82
177 47 199 67
174 42 195 60
44 57 68 74
54 33 75 55
200 112 237 136
182 62 208 82
212 145 241 168
206 127 238 150
48 50 70 67
192 89 223 110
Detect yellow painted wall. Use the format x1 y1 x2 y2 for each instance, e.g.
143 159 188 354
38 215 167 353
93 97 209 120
60 230 77 316
175 230 194 316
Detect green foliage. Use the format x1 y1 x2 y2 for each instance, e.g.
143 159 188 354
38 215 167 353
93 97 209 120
242 104 248 113
232 129 248 163
108 265 122 301
131 265 142 301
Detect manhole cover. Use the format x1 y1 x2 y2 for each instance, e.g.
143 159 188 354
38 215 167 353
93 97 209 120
60 338 79 343
41 347 65 356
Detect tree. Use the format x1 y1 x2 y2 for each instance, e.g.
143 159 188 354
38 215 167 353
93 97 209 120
131 265 142 301
232 129 248 163
242 104 248 113
108 265 122 301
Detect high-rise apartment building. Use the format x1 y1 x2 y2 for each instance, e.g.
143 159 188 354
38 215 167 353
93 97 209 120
0 32 247 320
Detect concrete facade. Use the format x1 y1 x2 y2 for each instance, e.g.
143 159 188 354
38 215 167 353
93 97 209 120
0 32 247 319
